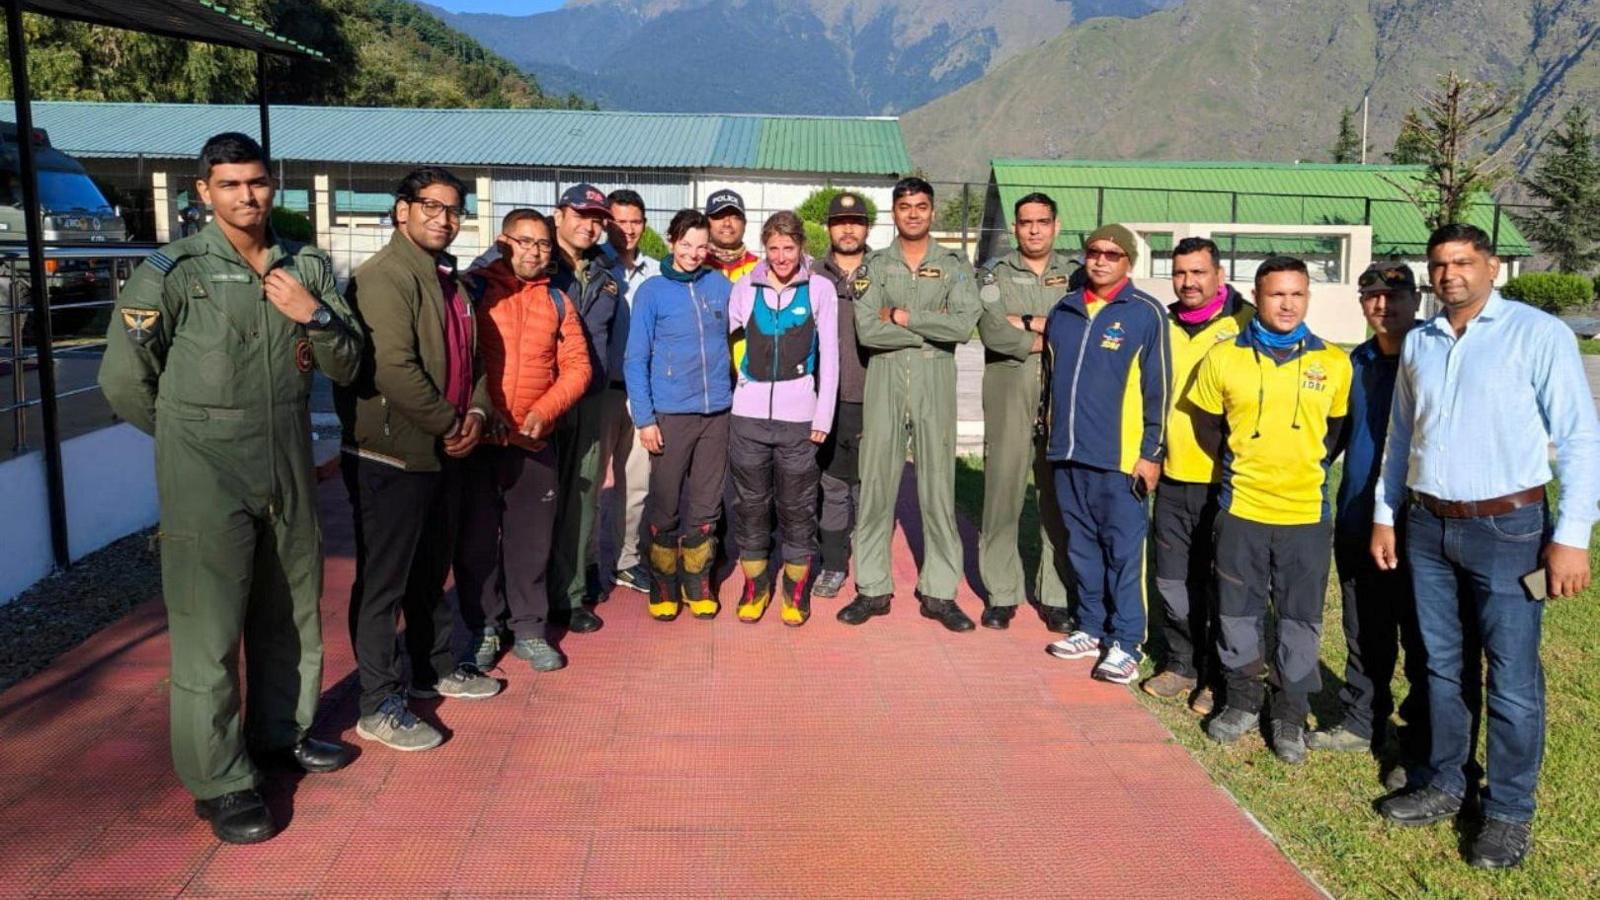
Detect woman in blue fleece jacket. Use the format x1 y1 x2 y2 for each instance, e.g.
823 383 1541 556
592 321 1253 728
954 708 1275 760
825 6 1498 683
624 208 734 622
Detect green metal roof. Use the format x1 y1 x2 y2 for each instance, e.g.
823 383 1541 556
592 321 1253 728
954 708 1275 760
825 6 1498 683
0 101 910 175
22 0 323 59
989 159 1532 257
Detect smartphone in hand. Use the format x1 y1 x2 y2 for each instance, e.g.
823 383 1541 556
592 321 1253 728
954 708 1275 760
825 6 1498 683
1520 567 1549 602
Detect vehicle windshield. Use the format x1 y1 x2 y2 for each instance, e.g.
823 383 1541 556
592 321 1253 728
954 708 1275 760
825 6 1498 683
0 166 114 213
36 169 114 214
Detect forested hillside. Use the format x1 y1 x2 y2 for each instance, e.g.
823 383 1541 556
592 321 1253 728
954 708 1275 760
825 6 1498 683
0 0 590 109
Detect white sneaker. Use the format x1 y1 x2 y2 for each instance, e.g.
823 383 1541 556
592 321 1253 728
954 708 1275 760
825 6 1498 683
1093 643 1139 684
1046 630 1101 660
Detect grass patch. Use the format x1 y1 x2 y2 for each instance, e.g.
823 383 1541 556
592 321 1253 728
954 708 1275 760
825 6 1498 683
1578 337 1600 355
953 455 1600 897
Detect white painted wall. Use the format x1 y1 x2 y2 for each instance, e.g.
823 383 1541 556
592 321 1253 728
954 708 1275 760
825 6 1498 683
697 170 899 251
1 423 158 603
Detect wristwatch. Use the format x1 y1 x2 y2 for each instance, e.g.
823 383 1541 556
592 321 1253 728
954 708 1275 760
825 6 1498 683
306 304 334 330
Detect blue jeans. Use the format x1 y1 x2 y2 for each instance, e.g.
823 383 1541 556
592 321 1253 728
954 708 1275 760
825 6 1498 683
1406 501 1547 823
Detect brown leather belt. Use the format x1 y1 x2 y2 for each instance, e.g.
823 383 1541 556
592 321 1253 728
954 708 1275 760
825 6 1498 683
1414 486 1545 519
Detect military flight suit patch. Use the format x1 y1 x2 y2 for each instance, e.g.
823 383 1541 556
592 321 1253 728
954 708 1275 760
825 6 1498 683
294 338 314 374
1043 274 1070 287
853 271 871 294
915 266 943 279
121 309 161 346
189 278 209 299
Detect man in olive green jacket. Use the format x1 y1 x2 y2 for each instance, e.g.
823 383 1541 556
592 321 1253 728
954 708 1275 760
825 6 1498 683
99 133 363 844
975 192 1079 632
336 166 500 756
838 177 983 632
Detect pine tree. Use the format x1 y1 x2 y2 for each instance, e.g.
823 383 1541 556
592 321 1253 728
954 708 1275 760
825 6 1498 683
1511 106 1600 273
1379 72 1515 231
1387 110 1431 165
1332 107 1363 164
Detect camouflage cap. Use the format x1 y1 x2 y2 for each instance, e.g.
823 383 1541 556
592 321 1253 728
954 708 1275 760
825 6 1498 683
1357 261 1417 296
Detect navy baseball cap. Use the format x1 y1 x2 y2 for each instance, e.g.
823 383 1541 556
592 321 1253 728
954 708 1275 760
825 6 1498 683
705 189 746 217
558 183 611 216
827 192 871 222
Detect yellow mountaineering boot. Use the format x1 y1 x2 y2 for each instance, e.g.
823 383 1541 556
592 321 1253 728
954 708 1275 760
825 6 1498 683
779 558 813 626
679 526 720 619
737 558 774 623
647 533 681 621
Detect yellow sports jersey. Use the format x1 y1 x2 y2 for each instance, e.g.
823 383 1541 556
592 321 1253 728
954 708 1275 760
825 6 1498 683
1188 333 1351 526
1164 294 1254 484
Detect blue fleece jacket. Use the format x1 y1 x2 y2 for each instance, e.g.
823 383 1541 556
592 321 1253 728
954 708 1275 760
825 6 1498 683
624 267 733 427
1042 279 1172 473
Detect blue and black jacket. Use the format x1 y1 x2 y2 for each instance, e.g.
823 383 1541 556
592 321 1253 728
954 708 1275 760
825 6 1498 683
1042 279 1172 473
623 266 733 427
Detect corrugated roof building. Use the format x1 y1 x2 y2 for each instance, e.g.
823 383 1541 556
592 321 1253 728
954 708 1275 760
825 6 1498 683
979 159 1533 343
1 101 913 273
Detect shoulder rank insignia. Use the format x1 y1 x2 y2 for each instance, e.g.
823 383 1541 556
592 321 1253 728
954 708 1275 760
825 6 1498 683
1043 274 1069 287
978 268 996 287
916 265 943 279
121 308 161 346
146 252 175 275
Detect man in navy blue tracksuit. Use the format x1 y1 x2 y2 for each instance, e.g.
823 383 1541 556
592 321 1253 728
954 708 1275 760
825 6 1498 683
1041 224 1171 684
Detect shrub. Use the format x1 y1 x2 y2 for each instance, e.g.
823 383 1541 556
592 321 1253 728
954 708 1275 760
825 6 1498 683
637 225 668 262
803 221 830 259
1499 272 1594 312
796 187 878 228
271 206 315 243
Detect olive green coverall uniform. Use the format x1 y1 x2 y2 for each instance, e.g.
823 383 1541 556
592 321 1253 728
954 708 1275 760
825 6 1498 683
98 222 363 801
852 239 982 601
975 251 1079 610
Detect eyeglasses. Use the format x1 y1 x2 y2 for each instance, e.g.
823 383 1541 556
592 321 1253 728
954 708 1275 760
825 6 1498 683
1085 248 1127 262
411 198 466 221
504 235 554 253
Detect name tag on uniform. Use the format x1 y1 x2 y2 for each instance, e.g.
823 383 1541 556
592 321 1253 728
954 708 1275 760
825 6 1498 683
1043 274 1069 287
1010 275 1034 284
209 273 252 284
916 266 943 279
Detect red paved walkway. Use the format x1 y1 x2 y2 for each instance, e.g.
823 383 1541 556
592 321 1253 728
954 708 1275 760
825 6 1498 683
0 476 1318 898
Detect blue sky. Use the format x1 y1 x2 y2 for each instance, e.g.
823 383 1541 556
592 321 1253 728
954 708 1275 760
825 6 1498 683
431 1 566 12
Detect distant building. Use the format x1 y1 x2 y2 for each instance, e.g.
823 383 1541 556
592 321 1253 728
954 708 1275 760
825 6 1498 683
2 101 915 275
980 159 1532 343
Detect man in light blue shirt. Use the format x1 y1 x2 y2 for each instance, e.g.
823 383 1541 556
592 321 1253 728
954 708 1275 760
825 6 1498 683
1371 223 1600 869
595 189 661 595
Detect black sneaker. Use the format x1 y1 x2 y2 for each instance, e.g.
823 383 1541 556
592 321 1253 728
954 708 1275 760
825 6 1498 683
1205 706 1259 744
613 565 651 594
1270 721 1307 765
1468 818 1532 869
1376 785 1462 827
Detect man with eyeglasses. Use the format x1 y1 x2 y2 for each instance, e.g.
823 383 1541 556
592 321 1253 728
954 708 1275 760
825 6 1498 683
1040 225 1170 686
337 166 503 755
596 189 660 595
1187 256 1350 764
547 183 621 633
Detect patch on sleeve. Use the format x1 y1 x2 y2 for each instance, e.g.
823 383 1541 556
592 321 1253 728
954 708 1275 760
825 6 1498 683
121 308 161 346
852 263 871 295
978 267 996 287
146 252 175 275
294 338 314 374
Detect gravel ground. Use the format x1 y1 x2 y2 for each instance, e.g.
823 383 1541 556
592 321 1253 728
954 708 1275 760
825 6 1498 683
0 528 160 693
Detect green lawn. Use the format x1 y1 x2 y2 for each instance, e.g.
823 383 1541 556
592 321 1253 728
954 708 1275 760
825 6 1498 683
1578 337 1600 355
953 456 1600 898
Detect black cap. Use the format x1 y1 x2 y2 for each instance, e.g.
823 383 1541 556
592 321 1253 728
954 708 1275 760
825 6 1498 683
558 183 610 217
826 192 870 222
1357 261 1417 296
705 189 745 217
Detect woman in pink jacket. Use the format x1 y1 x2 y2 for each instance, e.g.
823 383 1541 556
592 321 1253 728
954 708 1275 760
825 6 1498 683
726 211 840 626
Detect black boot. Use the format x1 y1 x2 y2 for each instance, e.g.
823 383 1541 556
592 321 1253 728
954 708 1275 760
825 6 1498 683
837 592 891 625
918 592 975 632
194 789 277 844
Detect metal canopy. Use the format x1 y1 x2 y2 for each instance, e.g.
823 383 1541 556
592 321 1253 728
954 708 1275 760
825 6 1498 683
17 0 323 58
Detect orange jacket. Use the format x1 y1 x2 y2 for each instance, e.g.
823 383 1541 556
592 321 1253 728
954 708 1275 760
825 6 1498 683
474 259 591 439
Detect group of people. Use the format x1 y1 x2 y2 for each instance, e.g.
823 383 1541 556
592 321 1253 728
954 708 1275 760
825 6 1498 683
101 132 1597 873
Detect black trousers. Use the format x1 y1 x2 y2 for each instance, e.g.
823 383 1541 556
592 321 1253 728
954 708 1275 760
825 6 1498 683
1152 478 1220 682
455 443 560 642
817 400 863 571
646 412 730 538
1214 511 1331 724
731 415 820 563
343 454 459 717
1333 533 1431 748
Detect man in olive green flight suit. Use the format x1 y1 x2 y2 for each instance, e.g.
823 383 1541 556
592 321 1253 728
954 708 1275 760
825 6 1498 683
98 133 363 845
975 192 1079 633
838 177 982 632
